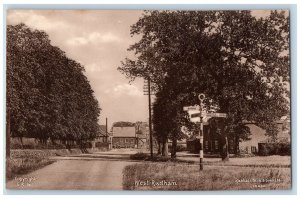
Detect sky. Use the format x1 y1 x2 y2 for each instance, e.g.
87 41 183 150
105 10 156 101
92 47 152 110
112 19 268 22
6 10 286 129
7 10 147 129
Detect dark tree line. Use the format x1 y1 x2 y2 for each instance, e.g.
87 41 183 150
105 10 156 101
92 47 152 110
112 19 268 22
119 11 290 160
6 24 101 145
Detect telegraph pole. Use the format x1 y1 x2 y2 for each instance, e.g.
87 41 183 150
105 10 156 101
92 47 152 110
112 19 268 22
106 117 108 142
144 77 153 159
198 94 205 171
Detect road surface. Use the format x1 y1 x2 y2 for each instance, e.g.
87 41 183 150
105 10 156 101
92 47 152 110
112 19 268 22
6 149 137 190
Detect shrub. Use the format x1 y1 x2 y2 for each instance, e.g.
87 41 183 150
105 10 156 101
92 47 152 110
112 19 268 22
95 142 109 148
258 142 291 156
176 145 187 152
10 142 24 149
130 152 149 160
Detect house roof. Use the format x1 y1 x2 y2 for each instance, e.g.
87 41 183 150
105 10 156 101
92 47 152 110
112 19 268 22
113 126 136 137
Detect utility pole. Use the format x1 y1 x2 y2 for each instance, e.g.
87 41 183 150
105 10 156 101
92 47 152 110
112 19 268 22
106 117 108 142
143 77 153 159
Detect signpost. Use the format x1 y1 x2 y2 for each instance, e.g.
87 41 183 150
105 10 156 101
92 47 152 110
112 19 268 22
198 94 205 171
183 93 227 171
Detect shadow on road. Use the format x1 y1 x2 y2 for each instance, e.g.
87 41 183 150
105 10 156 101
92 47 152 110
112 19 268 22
50 153 142 163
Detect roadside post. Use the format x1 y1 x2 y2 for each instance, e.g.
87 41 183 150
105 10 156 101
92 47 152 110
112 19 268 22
198 94 205 171
183 94 227 171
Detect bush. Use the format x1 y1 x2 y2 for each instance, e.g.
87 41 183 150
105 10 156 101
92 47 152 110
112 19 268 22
11 150 53 159
176 145 187 152
10 142 24 149
258 142 291 156
95 142 109 148
130 152 149 160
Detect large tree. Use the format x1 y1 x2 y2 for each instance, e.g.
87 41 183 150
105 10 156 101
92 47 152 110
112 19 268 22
7 24 101 147
119 11 290 160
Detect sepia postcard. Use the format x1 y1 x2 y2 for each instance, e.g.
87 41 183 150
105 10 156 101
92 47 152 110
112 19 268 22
5 8 292 192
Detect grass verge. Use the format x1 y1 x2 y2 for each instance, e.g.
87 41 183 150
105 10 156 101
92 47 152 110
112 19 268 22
123 163 291 190
130 152 194 164
6 150 56 181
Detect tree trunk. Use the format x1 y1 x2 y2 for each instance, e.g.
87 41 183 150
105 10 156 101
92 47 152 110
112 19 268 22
6 110 10 158
157 140 161 155
162 139 168 157
235 135 240 154
171 138 177 159
19 137 24 148
221 135 229 161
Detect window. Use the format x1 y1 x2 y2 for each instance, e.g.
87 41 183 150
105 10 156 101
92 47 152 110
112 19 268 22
215 140 219 150
251 146 257 153
229 140 234 150
205 141 209 150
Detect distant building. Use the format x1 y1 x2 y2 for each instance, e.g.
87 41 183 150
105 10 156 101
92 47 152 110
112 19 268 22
187 117 290 154
111 122 152 149
112 126 137 148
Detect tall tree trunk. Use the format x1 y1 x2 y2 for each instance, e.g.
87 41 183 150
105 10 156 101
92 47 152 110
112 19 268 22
171 138 177 159
162 139 168 157
221 135 229 161
157 139 161 155
235 135 240 154
6 109 10 158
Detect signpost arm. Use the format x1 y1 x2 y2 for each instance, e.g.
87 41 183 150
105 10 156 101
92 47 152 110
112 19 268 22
184 93 227 171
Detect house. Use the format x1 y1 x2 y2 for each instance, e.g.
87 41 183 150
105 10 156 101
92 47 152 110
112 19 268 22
187 117 290 154
112 126 137 148
239 118 290 154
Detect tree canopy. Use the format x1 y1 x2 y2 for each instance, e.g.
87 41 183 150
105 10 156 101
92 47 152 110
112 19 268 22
7 23 101 143
118 11 290 158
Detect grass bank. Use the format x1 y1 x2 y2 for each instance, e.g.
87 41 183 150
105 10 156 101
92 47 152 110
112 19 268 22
123 163 291 190
6 150 56 181
6 148 106 181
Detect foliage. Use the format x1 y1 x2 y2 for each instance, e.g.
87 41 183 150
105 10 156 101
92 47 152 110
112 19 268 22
118 11 290 158
6 24 101 142
130 152 149 160
258 142 290 156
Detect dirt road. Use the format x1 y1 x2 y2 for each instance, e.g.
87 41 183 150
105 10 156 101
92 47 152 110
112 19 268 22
6 149 137 190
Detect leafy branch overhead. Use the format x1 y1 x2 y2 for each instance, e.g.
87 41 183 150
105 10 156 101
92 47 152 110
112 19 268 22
118 11 290 143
